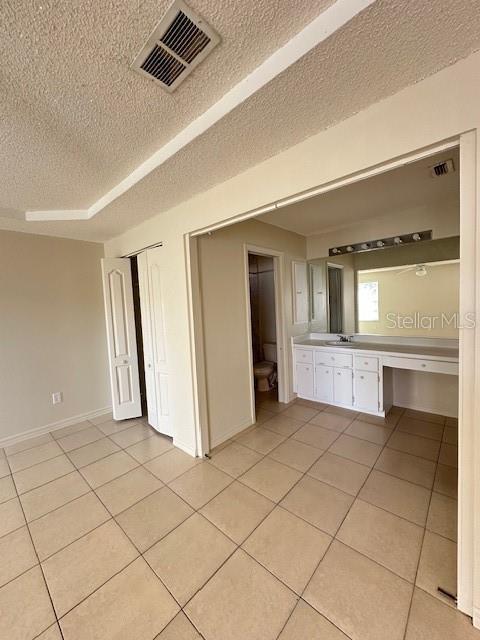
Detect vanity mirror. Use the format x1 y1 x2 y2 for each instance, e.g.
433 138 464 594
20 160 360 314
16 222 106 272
308 236 460 338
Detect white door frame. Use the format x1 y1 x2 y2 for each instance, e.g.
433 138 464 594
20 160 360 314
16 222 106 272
186 135 479 622
244 244 289 423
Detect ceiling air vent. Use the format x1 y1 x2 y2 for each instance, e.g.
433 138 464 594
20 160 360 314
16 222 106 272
132 1 220 92
430 159 455 178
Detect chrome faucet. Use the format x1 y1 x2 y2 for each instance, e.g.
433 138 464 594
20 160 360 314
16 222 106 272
337 334 353 343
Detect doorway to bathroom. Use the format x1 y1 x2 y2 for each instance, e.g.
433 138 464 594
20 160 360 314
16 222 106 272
245 246 287 420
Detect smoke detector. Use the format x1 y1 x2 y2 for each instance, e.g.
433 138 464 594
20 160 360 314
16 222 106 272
132 1 220 93
430 159 455 178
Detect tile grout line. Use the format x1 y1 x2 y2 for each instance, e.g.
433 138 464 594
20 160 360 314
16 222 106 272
5 448 67 640
287 409 405 631
401 415 448 640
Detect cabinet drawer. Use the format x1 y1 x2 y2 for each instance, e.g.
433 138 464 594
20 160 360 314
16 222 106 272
294 348 313 364
315 350 353 368
382 355 458 376
354 355 379 372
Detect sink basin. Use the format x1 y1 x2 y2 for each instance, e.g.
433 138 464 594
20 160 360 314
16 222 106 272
325 341 356 347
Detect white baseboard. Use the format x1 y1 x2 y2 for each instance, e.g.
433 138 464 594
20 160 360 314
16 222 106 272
0 406 112 448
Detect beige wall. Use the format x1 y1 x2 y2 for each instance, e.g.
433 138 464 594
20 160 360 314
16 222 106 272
357 262 459 337
0 231 110 443
197 219 306 447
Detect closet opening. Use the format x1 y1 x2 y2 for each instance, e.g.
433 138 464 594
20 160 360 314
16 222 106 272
130 256 148 417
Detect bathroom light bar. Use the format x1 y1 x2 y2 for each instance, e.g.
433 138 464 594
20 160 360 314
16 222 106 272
329 230 433 256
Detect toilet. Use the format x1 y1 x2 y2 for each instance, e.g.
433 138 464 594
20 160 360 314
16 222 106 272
253 342 277 392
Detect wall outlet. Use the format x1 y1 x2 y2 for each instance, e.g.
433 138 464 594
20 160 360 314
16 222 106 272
52 392 63 405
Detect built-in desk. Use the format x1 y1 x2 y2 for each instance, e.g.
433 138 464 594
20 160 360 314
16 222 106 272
292 338 459 416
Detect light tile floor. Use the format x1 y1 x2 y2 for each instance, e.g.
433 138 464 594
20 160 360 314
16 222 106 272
0 402 477 639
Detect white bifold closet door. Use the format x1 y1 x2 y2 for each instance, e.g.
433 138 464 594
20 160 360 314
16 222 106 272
101 258 142 420
137 248 173 437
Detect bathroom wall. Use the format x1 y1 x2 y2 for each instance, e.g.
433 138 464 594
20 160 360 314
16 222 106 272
248 254 276 363
197 218 306 447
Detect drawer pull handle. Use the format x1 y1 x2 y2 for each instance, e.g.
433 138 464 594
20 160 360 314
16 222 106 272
421 363 427 368
360 375 364 379
364 361 368 365
337 372 341 376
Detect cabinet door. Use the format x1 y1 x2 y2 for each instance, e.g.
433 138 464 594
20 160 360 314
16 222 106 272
296 363 314 398
333 368 353 406
354 370 379 412
292 261 308 324
314 366 334 403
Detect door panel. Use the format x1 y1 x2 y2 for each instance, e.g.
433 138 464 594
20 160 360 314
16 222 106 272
296 363 314 398
314 365 334 403
354 370 379 412
146 247 173 437
101 259 142 420
333 368 353 406
293 261 308 324
137 252 158 430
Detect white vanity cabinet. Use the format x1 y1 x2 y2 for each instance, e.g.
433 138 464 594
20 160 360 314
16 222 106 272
293 340 459 417
353 355 380 412
294 345 383 415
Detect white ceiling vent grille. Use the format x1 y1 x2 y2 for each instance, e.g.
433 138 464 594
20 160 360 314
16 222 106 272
430 159 455 178
132 1 220 92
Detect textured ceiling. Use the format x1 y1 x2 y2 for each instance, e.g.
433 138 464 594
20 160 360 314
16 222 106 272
0 0 332 211
259 148 460 236
1 0 479 242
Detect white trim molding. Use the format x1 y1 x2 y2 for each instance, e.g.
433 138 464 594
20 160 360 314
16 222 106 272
0 407 112 448
23 0 375 223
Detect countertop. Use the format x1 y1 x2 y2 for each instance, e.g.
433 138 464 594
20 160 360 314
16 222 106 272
293 339 459 362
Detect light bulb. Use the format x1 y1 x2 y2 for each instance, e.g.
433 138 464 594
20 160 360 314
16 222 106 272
412 233 421 241
393 237 402 244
